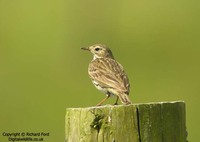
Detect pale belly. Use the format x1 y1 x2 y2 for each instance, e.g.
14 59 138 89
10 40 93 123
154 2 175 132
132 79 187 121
92 80 116 97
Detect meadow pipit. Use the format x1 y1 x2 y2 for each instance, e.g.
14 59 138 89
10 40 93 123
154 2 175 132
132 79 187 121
81 44 132 106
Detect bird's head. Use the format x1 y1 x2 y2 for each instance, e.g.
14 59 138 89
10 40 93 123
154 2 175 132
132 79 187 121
81 44 114 59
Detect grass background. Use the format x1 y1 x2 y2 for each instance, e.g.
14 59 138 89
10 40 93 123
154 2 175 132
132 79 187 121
0 0 199 141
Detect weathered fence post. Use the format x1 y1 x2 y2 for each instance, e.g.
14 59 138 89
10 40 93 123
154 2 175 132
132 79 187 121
65 101 187 142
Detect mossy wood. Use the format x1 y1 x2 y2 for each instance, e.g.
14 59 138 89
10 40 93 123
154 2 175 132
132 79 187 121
65 101 186 142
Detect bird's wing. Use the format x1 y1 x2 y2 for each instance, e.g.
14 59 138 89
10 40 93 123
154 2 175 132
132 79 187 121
88 58 130 94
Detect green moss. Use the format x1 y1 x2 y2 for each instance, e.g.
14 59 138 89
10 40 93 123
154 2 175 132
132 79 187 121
90 109 105 132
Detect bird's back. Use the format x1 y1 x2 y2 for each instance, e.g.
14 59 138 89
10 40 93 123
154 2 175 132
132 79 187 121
88 57 130 95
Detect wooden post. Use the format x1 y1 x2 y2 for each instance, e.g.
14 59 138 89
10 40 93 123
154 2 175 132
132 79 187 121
65 101 187 142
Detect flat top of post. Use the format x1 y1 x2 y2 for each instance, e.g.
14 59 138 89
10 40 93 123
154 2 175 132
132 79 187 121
66 100 185 110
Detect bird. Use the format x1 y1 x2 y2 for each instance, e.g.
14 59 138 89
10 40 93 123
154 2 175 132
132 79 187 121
81 44 132 106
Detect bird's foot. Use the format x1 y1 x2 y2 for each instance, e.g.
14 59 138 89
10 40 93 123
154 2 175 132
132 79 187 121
114 102 119 105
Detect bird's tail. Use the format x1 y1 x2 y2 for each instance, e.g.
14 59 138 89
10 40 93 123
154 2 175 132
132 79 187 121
118 93 132 105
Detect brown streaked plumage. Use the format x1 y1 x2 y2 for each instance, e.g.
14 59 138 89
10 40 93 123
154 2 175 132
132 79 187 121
81 44 131 105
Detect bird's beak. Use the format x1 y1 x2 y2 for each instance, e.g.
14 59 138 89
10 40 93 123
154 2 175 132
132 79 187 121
81 47 90 51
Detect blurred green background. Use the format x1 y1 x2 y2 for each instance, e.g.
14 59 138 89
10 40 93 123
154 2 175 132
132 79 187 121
0 0 199 141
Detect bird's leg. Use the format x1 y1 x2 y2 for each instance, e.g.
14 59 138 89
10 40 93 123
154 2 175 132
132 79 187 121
96 94 110 106
114 96 119 105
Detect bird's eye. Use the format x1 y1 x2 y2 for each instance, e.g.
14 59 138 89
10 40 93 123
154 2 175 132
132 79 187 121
95 48 100 51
